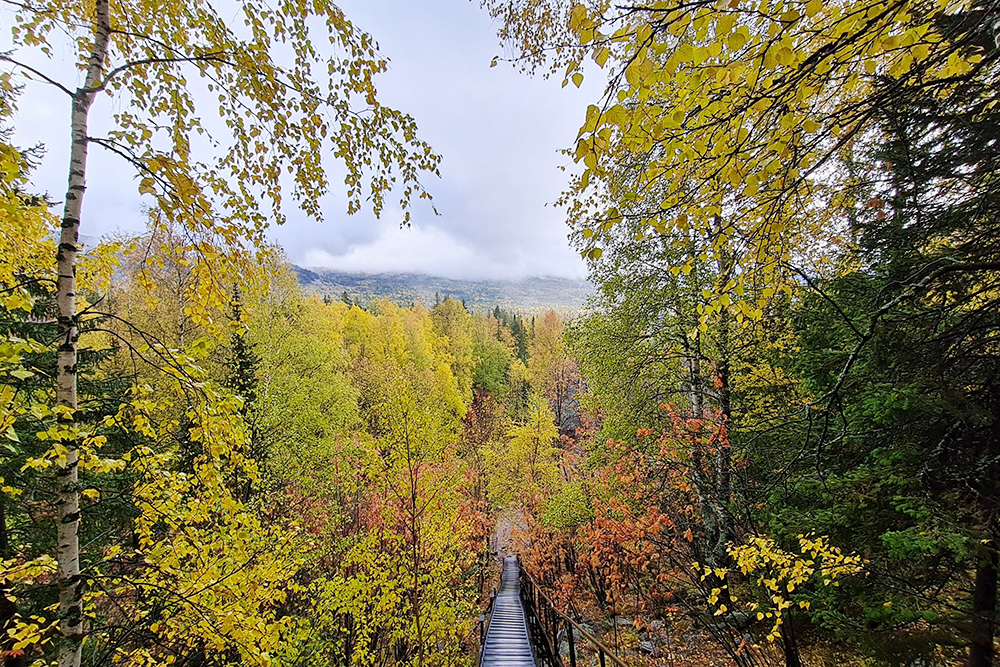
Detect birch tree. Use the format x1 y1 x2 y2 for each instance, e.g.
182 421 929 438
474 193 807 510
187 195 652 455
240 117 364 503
3 1 439 664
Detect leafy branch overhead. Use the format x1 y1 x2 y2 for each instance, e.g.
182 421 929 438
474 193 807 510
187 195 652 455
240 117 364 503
483 0 994 327
9 0 440 231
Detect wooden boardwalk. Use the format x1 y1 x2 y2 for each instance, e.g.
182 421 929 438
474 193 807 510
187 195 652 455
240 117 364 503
481 556 536 667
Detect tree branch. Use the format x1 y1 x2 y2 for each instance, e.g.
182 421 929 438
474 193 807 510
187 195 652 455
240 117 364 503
87 52 228 93
0 55 73 96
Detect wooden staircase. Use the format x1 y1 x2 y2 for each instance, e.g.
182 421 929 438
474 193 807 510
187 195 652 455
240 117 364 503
480 556 536 667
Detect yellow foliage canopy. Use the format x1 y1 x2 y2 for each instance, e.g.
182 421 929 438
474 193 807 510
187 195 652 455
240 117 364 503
483 0 990 324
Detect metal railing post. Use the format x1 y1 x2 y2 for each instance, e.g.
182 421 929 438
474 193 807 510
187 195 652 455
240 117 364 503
517 558 634 667
567 618 576 667
474 560 504 667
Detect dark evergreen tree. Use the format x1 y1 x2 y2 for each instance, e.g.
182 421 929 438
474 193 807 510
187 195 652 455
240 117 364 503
224 286 264 500
512 316 528 363
0 278 137 665
776 62 1000 665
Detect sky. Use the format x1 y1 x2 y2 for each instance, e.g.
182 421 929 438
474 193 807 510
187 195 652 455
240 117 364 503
7 0 603 280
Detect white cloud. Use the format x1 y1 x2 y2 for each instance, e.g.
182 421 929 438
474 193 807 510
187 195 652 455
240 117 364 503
6 0 598 281
300 221 579 281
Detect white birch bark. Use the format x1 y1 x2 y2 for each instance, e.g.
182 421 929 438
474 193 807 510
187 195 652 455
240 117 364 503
56 1 110 665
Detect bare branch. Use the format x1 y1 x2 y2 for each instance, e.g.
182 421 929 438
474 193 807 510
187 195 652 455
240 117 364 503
87 52 229 93
0 55 73 96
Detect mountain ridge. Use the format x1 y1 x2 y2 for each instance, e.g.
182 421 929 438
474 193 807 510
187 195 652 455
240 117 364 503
292 266 592 314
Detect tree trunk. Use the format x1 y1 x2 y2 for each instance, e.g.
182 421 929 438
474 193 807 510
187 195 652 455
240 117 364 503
686 331 704 419
781 615 803 667
56 2 110 665
712 226 735 566
713 214 734 428
969 543 998 667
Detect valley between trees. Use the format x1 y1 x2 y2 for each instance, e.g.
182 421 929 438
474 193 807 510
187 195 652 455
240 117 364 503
2 0 1000 665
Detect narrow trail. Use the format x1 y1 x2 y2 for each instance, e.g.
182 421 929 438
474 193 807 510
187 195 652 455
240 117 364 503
481 556 535 667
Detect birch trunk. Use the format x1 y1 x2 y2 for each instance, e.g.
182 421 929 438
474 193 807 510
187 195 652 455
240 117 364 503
712 217 735 560
56 2 110 665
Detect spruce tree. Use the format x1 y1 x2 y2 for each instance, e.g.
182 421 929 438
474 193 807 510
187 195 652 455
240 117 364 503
224 286 264 500
784 68 1000 664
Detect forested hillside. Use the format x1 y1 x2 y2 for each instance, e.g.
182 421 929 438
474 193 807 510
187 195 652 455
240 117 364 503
2 0 1000 665
2 222 583 664
291 267 593 314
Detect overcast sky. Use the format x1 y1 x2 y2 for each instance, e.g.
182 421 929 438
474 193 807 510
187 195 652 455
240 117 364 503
8 0 601 280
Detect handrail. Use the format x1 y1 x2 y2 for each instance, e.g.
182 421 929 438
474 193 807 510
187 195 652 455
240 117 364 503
518 563 561 667
475 578 500 667
518 559 630 667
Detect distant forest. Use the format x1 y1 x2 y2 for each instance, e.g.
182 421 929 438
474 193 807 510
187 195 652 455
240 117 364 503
292 266 593 314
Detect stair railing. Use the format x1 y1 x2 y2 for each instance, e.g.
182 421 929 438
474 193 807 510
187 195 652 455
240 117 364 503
475 583 498 667
517 556 630 667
